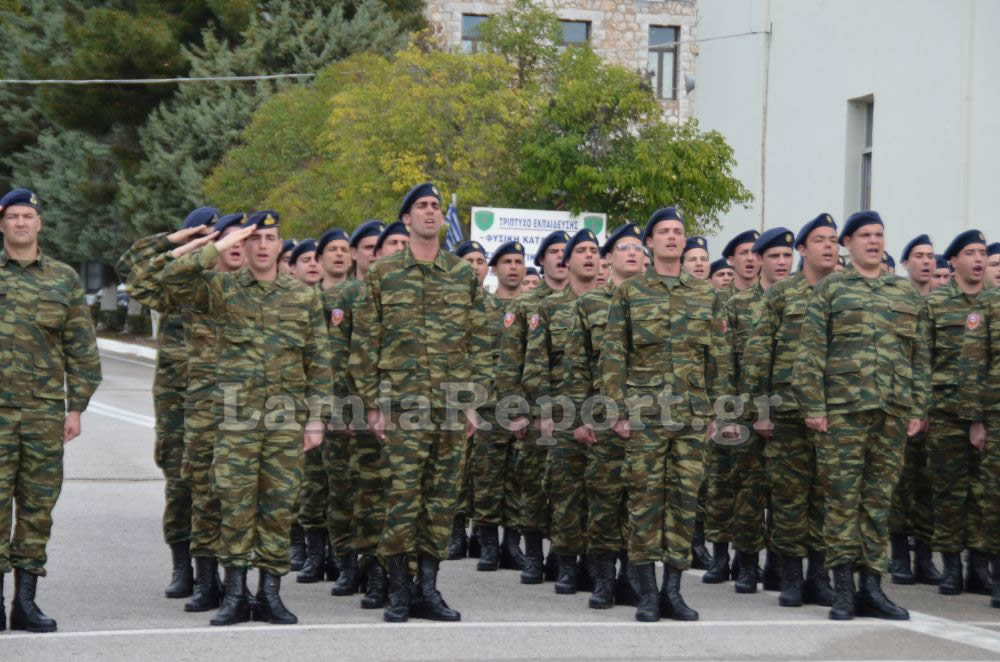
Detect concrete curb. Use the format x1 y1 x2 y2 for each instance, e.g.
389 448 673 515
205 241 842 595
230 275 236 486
97 337 158 362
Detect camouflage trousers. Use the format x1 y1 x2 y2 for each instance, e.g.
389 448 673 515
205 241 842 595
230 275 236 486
585 431 628 554
153 382 191 545
518 428 551 535
0 407 64 576
626 423 704 569
928 413 985 553
456 436 474 517
323 430 355 553
352 430 388 556
704 435 766 552
765 415 824 558
378 408 467 559
471 411 518 526
819 411 904 574
888 430 934 543
214 424 303 575
981 417 1000 555
297 446 328 530
182 397 221 558
545 435 588 556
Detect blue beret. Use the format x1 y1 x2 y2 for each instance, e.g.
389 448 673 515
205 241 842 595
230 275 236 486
839 210 883 245
988 242 1000 257
525 267 539 277
753 227 794 254
488 240 525 267
935 254 949 270
709 258 731 276
453 240 486 258
290 239 318 265
534 230 570 266
246 210 280 229
349 220 385 248
901 234 933 262
398 182 441 220
375 220 409 253
214 212 247 234
0 188 40 210
181 206 220 229
316 227 349 255
562 228 599 265
943 229 987 260
279 239 296 258
882 252 895 269
642 207 683 241
683 236 708 256
600 223 643 258
723 230 760 258
795 213 837 247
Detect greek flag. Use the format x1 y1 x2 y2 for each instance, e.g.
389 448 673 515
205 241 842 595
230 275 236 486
444 203 463 251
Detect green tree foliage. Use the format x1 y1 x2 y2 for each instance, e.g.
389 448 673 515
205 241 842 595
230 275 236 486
476 0 562 89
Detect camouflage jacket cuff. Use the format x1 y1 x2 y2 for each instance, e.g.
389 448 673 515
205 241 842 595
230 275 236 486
805 409 826 420
68 397 90 413
198 243 219 269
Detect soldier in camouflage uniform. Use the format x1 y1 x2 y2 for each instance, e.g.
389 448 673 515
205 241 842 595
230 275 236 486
794 211 929 621
743 214 839 608
351 184 490 623
709 258 735 290
926 230 992 596
601 207 731 623
161 211 333 626
0 188 102 633
495 230 570 585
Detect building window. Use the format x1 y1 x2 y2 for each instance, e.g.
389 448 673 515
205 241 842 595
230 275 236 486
648 26 678 100
461 14 488 53
861 101 873 209
560 20 590 46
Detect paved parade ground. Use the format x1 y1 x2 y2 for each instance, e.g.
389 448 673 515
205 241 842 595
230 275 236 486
1 350 998 661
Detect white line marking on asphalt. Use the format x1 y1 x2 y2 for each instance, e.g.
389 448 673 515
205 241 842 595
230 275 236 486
99 352 155 368
86 401 155 428
901 611 1000 655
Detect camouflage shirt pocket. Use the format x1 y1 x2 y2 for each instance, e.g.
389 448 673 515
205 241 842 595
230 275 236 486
684 303 713 345
278 305 309 348
382 288 418 330
824 357 861 404
830 298 866 335
889 301 918 338
36 289 69 330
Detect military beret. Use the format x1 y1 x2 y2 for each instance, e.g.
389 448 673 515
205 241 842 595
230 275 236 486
488 240 525 267
181 206 220 229
214 212 248 234
838 210 883 245
882 252 895 269
988 242 1000 257
0 188 40 211
562 228 599 264
289 239 318 265
723 230 760 258
375 220 409 253
316 227 349 255
246 210 280 229
709 258 732 276
943 229 987 260
453 240 486 258
349 220 385 248
600 223 642 258
838 255 848 267
525 267 539 277
398 182 441 220
795 213 837 248
682 236 708 256
279 239 296 258
753 227 794 254
534 230 570 266
642 207 683 241
901 234 933 262
935 254 950 270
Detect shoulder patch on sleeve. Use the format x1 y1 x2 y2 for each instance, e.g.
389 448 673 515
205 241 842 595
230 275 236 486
331 309 344 326
529 313 540 330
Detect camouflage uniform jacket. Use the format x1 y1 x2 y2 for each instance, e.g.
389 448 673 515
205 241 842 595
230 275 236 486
494 281 554 408
960 287 999 422
327 278 362 400
523 286 581 405
564 280 615 414
926 278 987 419
722 280 768 397
480 291 515 406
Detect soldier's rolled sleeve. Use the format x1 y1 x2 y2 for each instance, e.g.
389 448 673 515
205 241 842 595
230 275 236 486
64 277 102 412
159 244 222 313
115 232 172 283
793 280 830 419
600 285 629 409
125 251 176 312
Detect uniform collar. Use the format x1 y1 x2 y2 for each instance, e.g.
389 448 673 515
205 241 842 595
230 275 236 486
643 266 696 288
401 244 449 271
0 248 45 268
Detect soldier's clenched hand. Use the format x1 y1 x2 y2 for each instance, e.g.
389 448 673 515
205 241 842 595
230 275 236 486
303 420 324 451
64 411 81 443
367 408 387 441
805 416 828 433
969 422 986 451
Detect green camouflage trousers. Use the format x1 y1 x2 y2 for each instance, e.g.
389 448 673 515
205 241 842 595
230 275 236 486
928 414 985 553
585 430 628 553
214 425 303 575
502 442 521 529
0 407 64 576
297 446 328 530
704 437 766 552
378 408 467 559
518 428 551 535
323 430 355 552
153 382 191 545
456 436 474 517
981 418 1000 555
820 411 904 574
888 430 934 543
544 435 588 555
352 430 387 556
471 411 517 526
765 415 824 558
182 397 221 558
626 423 704 569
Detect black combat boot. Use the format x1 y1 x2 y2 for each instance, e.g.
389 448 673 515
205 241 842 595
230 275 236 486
965 549 994 595
554 555 578 594
499 527 526 570
467 524 482 558
828 564 856 621
577 555 596 592
476 524 500 571
544 548 559 582
913 539 943 585
614 551 640 606
633 562 659 622
0 572 5 632
9 569 57 632
762 548 781 591
210 567 250 626
296 528 328 583
691 520 713 570
734 550 759 594
778 555 803 607
253 570 297 624
991 555 1000 609
856 567 909 620
165 540 194 598
888 534 914 584
360 557 387 609
185 556 222 612
660 565 698 621
587 552 617 609
325 541 340 582
330 551 359 596
802 549 834 606
383 554 410 622
520 531 544 584
447 515 468 560
289 522 306 572
938 551 963 595
702 542 731 584
410 553 461 621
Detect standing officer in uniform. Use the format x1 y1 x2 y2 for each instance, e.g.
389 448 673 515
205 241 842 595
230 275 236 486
0 188 102 632
723 230 761 297
681 237 710 280
933 255 952 290
318 228 352 291
794 210 928 621
521 268 541 292
290 240 323 286
709 259 735 290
